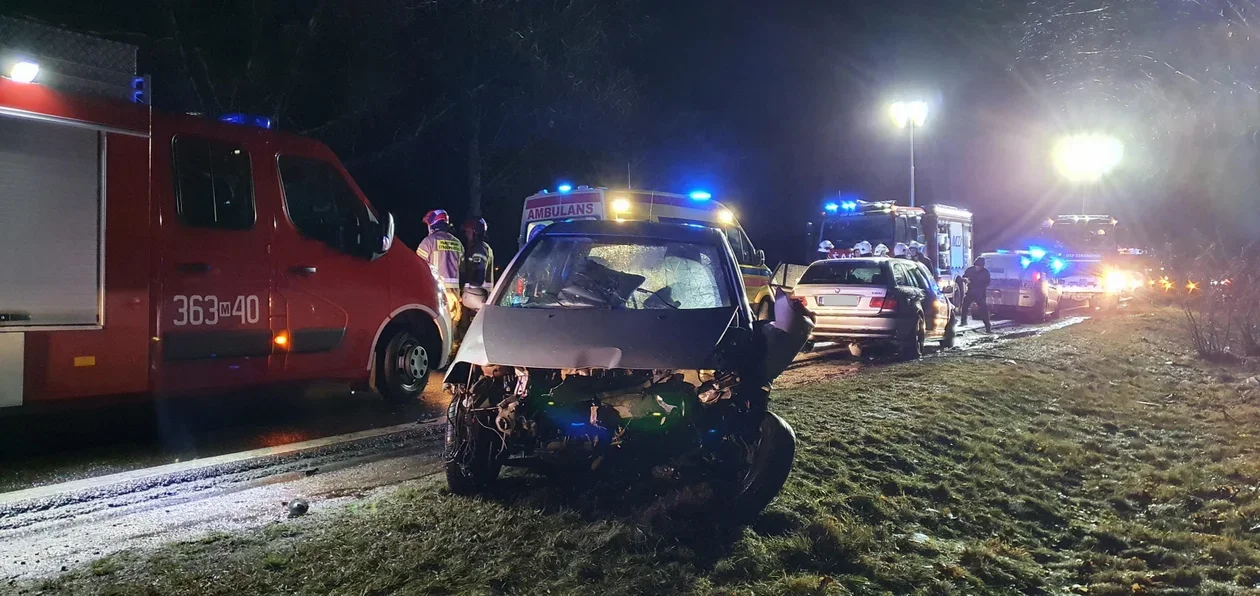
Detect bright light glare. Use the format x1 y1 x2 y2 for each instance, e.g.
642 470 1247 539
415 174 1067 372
557 184 573 193
1052 134 1123 182
689 190 712 201
1020 257 1033 269
1028 246 1047 260
1104 270 1130 294
9 61 39 83
1050 258 1066 274
824 202 839 212
889 101 928 128
717 209 735 225
611 197 631 214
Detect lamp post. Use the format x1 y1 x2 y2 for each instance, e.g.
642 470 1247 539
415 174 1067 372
890 101 928 207
1052 134 1123 213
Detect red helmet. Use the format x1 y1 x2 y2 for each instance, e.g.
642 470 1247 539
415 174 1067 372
423 209 450 231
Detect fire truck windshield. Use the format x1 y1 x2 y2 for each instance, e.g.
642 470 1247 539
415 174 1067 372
820 216 894 250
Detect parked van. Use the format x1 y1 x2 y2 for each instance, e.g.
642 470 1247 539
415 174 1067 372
0 75 449 410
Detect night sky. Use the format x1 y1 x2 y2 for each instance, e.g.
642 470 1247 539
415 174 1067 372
7 0 1257 262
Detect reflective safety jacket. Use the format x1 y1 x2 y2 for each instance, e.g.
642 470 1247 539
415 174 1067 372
416 230 464 289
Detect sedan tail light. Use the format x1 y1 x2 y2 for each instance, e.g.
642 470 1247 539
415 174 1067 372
869 296 897 312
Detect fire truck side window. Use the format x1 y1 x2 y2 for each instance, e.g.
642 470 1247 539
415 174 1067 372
278 156 370 255
172 136 255 230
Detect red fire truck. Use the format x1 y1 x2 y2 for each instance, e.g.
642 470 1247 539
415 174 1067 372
0 76 449 410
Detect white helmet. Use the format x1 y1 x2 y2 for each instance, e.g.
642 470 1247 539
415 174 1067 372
893 242 908 257
818 240 835 253
854 241 873 256
908 240 923 250
873 243 890 257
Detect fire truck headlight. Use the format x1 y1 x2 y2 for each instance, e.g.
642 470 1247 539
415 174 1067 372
611 197 631 215
718 209 735 225
9 60 39 84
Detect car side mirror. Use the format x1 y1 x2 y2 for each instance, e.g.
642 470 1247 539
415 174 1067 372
462 286 489 310
756 249 766 267
380 212 396 254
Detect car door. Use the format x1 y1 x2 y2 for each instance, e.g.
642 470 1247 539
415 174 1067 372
889 261 924 316
270 152 387 380
907 262 948 333
154 134 274 394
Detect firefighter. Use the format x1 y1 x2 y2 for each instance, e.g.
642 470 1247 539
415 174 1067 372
908 241 937 276
818 240 835 259
893 242 909 258
873 243 890 257
416 209 464 324
959 256 992 333
854 241 873 257
460 217 494 294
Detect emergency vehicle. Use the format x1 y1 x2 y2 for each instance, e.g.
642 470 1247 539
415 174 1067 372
518 187 776 317
813 200 974 291
1036 215 1143 308
0 73 450 410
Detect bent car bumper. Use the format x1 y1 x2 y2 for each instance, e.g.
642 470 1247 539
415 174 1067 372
808 314 899 340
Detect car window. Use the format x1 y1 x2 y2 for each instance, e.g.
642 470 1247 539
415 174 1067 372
278 156 373 255
498 235 735 309
798 261 889 286
723 227 751 264
891 262 913 287
172 136 254 230
908 263 936 291
897 262 924 289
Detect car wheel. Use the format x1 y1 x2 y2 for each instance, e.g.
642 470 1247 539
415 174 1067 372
899 314 926 360
375 321 435 405
756 298 775 321
730 411 796 523
444 394 501 495
940 314 957 348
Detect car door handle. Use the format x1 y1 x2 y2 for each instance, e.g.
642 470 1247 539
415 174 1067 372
289 266 318 276
176 262 211 273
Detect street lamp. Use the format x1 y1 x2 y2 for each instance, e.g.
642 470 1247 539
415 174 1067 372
1052 134 1123 212
890 101 928 207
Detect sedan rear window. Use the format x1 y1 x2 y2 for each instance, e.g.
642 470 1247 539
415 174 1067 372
798 261 888 286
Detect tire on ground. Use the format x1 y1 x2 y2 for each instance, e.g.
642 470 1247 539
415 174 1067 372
444 395 502 495
899 314 925 360
374 316 438 405
731 411 796 522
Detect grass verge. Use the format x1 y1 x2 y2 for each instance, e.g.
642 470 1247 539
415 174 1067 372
23 308 1260 595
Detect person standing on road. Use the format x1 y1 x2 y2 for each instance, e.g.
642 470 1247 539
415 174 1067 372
959 257 992 333
416 209 465 325
460 217 495 294
893 242 909 259
854 241 873 257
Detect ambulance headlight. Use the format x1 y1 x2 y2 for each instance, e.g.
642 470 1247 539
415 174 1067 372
611 197 631 214
717 209 735 225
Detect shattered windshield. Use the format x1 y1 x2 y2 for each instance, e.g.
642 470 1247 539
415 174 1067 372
497 235 735 309
1048 222 1117 252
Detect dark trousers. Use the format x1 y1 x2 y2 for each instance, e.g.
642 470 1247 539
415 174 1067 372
959 294 991 332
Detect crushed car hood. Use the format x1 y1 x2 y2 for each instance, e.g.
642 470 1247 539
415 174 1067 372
450 306 739 371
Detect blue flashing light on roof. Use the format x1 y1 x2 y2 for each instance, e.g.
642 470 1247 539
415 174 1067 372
689 190 712 201
1028 246 1047 260
1020 257 1033 269
219 113 273 129
557 184 573 193
824 202 840 212
842 201 858 211
1050 258 1066 274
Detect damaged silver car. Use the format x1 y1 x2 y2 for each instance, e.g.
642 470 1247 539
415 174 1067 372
443 220 812 520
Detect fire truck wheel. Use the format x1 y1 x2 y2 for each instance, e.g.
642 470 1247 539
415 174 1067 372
376 322 435 404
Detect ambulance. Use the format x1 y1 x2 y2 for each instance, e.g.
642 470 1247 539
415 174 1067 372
518 187 775 317
0 68 449 410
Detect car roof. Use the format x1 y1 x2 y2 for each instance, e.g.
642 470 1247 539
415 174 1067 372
812 257 891 266
538 219 727 244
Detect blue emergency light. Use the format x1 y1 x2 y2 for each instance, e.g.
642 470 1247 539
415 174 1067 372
219 113 273 129
1020 257 1033 269
842 201 858 211
1028 246 1047 260
689 190 712 201
558 184 573 193
1050 258 1067 274
824 202 839 212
